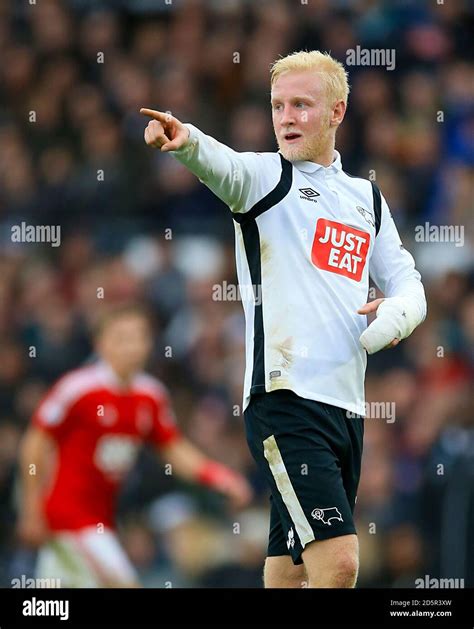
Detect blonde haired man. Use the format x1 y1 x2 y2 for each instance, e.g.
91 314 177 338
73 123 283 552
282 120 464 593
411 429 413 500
140 50 426 588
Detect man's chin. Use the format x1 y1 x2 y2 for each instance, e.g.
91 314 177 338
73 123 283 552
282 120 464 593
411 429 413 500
278 143 312 162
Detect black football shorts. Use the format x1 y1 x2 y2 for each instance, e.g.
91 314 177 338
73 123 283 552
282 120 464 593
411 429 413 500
244 389 364 565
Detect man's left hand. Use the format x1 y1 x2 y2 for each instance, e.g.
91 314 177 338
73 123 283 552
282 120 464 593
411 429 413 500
358 298 400 351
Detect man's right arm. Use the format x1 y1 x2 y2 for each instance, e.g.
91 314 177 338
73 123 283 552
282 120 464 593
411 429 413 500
18 373 76 546
141 108 282 214
169 124 281 213
17 426 55 546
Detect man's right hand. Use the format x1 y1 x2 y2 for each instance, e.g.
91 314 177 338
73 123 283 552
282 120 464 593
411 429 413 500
140 108 190 152
17 510 49 547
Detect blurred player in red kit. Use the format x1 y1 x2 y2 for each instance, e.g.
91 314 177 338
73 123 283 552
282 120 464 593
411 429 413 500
17 305 251 587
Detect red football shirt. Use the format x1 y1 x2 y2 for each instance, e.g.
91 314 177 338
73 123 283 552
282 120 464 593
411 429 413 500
32 361 181 531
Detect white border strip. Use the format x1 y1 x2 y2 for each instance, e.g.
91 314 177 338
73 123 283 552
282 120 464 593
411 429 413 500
263 434 315 547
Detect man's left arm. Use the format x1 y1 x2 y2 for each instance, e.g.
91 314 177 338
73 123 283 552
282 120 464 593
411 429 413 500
148 386 252 509
159 437 252 509
359 190 427 354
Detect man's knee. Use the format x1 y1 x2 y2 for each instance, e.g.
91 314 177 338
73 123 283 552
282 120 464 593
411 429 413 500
328 552 359 587
264 556 306 588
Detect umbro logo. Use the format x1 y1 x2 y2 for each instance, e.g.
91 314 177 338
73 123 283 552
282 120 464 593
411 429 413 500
299 187 320 202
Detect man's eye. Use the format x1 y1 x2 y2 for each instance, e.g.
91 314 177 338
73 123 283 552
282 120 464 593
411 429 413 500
296 102 305 108
273 104 282 111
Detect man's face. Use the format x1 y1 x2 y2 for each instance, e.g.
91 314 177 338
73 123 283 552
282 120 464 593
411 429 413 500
271 71 336 162
96 314 152 376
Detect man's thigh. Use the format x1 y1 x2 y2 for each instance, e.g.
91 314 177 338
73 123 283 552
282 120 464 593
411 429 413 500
302 533 359 571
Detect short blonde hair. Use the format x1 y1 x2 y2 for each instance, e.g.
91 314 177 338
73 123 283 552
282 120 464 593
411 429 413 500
270 50 350 105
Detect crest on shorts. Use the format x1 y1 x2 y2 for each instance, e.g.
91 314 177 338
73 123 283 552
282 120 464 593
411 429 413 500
311 507 343 526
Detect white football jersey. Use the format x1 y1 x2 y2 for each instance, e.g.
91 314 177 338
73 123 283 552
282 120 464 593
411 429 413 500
172 125 426 415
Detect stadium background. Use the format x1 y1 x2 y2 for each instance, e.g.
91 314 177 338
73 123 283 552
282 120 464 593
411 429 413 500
0 0 472 588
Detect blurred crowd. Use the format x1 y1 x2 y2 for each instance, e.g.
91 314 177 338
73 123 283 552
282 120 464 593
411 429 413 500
0 0 473 588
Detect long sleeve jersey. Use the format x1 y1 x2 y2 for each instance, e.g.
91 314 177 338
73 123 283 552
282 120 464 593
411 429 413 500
171 125 427 415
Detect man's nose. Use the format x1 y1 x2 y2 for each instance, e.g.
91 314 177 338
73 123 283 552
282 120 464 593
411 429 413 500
279 105 296 126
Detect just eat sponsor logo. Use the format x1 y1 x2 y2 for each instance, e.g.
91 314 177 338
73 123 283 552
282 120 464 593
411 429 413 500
311 219 370 281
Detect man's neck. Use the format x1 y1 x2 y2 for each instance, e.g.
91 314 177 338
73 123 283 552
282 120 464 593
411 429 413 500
104 361 135 388
311 144 336 168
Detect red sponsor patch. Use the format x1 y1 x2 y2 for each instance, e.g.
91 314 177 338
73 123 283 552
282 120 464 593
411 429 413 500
311 218 370 281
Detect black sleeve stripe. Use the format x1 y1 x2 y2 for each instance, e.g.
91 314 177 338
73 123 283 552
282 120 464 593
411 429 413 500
233 154 293 225
371 181 382 236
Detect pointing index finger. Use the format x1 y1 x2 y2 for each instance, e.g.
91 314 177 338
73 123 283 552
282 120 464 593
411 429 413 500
139 108 171 123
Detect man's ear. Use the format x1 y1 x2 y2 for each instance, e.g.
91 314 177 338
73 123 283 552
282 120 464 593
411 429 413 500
330 100 346 127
